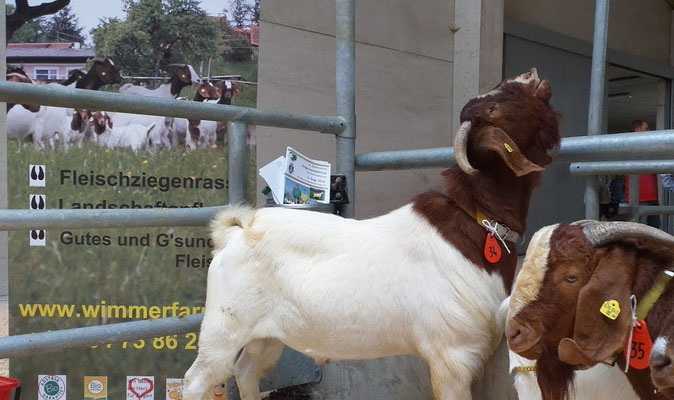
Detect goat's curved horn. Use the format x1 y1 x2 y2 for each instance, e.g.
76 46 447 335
453 121 478 175
573 220 674 247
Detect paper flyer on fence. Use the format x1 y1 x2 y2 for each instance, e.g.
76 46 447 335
259 147 331 205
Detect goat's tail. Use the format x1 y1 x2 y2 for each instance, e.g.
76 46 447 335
210 205 261 254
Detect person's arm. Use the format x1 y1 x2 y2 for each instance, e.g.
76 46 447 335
660 174 674 193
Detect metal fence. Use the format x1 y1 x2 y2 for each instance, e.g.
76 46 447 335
1 0 674 364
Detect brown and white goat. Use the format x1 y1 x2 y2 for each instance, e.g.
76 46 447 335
77 58 124 90
182 68 561 400
169 81 220 149
119 64 201 98
506 221 674 400
6 72 40 112
6 58 123 149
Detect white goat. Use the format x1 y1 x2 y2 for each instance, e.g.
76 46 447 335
183 69 562 400
7 105 74 150
89 112 154 151
108 112 171 149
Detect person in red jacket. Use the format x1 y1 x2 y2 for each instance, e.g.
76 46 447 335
625 120 661 228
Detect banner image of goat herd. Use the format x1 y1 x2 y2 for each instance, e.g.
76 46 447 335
7 61 257 400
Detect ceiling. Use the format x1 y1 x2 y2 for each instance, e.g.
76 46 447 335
606 64 665 133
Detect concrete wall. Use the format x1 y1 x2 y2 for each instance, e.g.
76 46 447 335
257 0 454 218
505 0 672 64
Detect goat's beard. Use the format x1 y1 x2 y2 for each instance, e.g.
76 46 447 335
536 349 576 400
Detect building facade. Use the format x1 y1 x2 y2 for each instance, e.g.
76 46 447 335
7 42 94 82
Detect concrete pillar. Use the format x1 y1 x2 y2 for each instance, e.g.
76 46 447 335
452 0 504 133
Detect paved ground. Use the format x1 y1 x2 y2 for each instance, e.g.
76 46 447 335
0 296 7 376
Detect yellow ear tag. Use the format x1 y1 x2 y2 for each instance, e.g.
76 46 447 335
600 300 621 320
504 143 513 153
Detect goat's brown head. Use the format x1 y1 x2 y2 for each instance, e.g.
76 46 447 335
7 65 27 76
71 109 91 133
90 58 124 86
506 221 674 400
88 111 113 135
6 72 40 112
216 80 240 105
168 64 202 87
651 310 674 396
63 69 86 86
454 67 560 180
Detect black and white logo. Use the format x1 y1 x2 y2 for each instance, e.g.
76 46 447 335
29 165 46 187
29 194 46 210
30 229 46 247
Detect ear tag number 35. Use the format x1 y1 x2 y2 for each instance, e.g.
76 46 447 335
623 319 653 370
484 233 501 263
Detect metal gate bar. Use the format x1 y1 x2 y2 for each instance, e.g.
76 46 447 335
0 207 225 230
584 0 610 219
355 129 674 171
0 314 203 359
0 81 345 134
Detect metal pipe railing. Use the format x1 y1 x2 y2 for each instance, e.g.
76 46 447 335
355 130 674 171
584 0 610 219
0 81 345 134
336 0 356 218
619 204 674 216
228 122 249 204
0 207 225 231
0 314 203 358
570 160 674 175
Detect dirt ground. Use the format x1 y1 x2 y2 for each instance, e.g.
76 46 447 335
0 296 7 376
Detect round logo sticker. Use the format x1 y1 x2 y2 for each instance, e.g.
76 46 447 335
38 375 66 400
88 379 104 395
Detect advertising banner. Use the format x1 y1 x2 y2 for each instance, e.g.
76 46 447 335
8 142 251 398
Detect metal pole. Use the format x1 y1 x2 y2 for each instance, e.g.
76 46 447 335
355 129 674 171
0 314 203 359
629 174 640 221
336 0 356 218
569 160 674 175
0 82 345 135
228 122 248 204
584 0 610 219
0 207 226 231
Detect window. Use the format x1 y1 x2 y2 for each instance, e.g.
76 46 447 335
34 69 58 81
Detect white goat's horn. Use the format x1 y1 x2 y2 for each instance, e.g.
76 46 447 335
453 121 478 175
573 220 674 247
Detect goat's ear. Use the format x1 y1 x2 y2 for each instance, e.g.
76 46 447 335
535 80 552 102
106 116 113 129
558 246 634 366
70 113 81 132
178 68 191 84
472 126 544 177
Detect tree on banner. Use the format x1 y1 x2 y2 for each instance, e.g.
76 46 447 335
6 0 70 41
92 0 217 77
44 5 85 43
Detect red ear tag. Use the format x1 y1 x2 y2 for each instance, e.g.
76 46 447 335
484 233 501 263
624 319 653 370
